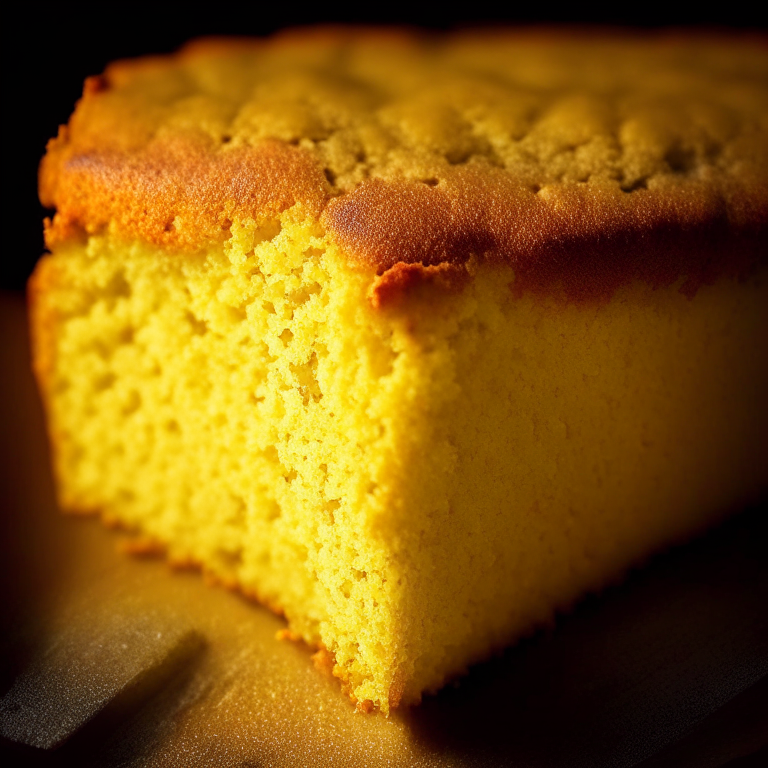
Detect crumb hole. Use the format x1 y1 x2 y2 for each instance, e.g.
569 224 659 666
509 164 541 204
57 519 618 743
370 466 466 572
291 352 322 405
370 345 396 378
216 548 242 570
122 390 141 415
255 219 282 244
446 149 471 165
226 305 247 323
288 287 314 307
621 177 648 193
185 310 208 336
324 499 340 524
665 145 696 174
107 271 131 299
265 501 281 522
94 372 116 391
229 496 246 525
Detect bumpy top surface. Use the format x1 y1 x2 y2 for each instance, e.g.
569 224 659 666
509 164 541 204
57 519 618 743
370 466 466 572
41 27 768 300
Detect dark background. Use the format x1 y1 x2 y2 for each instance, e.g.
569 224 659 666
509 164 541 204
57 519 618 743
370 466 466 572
4 4 766 292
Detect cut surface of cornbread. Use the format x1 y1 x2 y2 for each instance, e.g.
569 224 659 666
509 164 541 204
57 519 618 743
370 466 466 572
31 29 768 712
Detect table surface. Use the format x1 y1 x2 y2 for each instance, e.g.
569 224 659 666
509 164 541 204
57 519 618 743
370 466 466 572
1 291 766 768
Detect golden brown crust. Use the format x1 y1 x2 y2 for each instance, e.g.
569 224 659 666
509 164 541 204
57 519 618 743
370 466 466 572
369 259 472 309
42 136 329 250
39 27 768 301
328 170 768 302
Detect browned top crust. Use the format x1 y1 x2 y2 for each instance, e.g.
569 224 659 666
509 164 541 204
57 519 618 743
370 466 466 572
41 27 768 301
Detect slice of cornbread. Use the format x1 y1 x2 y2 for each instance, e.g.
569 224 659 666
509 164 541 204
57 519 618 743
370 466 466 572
31 29 768 713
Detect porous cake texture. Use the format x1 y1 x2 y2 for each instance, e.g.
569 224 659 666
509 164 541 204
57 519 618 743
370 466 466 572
31 29 768 712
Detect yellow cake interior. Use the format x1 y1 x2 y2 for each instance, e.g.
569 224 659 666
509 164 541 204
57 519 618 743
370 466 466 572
31 204 768 712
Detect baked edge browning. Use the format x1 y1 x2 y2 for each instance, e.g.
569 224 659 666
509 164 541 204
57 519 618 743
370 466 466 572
332 171 768 304
41 130 330 251
38 29 768 304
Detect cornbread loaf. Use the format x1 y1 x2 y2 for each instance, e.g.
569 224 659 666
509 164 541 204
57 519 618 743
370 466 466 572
31 28 768 713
